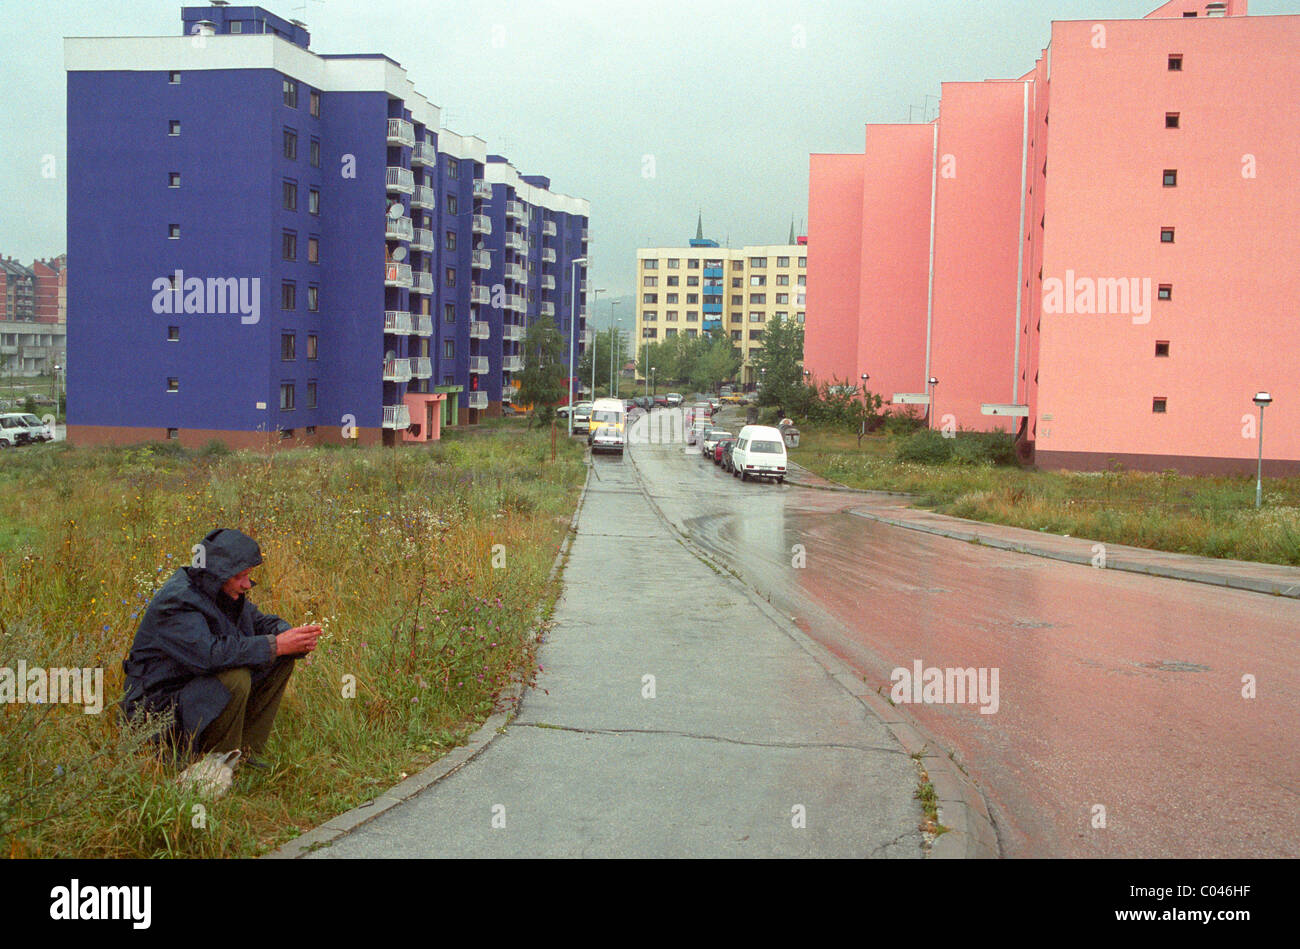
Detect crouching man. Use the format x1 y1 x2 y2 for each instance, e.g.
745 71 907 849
120 528 322 790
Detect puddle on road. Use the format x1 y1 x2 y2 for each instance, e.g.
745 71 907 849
1137 660 1212 673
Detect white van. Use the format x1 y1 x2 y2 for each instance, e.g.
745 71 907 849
730 425 788 483
587 397 626 454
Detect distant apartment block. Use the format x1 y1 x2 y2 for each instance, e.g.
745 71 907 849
1 255 66 376
807 0 1299 473
65 3 589 448
636 224 806 386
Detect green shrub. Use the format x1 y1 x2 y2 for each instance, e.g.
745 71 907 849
896 429 954 464
883 408 926 437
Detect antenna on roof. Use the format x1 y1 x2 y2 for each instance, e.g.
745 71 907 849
210 1 230 6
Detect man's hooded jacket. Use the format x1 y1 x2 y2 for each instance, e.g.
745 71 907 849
121 528 289 742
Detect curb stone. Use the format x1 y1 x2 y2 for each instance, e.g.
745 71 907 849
265 460 593 859
626 448 1001 859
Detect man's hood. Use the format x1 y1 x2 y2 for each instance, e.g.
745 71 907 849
184 528 264 599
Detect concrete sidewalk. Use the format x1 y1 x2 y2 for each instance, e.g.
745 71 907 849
299 457 931 858
786 461 1300 599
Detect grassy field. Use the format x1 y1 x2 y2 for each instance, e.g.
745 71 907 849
0 427 585 857
791 425 1300 566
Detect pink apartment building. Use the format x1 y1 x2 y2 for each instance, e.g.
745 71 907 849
807 0 1299 474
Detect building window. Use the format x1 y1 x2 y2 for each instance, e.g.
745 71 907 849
1153 397 1167 413
309 138 320 167
731 295 743 306
732 260 744 271
308 236 319 264
665 328 677 338
307 381 317 409
665 310 678 321
667 276 679 286
748 330 764 341
168 120 181 136
167 377 179 392
230 21 243 33
685 328 697 338
308 189 320 215
749 312 765 323
283 180 297 210
645 259 659 270
796 312 805 323
731 330 742 340
750 276 765 286
281 383 295 410
446 194 458 215
688 259 700 269
444 303 456 322
283 78 298 107
1168 55 1183 71
686 311 698 322
686 293 699 304
281 282 296 310
776 294 789 304
1163 169 1178 187
1166 113 1180 129
774 312 788 322
167 223 180 240
168 71 181 84
447 159 460 179
1158 284 1172 301
446 231 457 251
444 340 455 359
749 294 765 304
797 275 806 286
282 231 297 261
167 428 179 439
643 311 657 322
776 274 789 286
777 256 790 267
729 277 740 288
281 333 296 360
750 257 766 268
642 328 657 339
309 90 320 117
665 293 679 303
1155 341 1170 357
445 268 456 287
643 293 658 304
798 257 807 268
307 333 318 359
307 286 319 311
644 276 658 287
1160 228 1176 243
167 326 180 341
168 172 181 188
283 128 297 160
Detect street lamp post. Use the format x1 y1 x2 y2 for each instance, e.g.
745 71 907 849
927 376 939 429
1254 391 1272 509
568 257 587 437
650 367 656 403
589 288 606 400
612 316 623 399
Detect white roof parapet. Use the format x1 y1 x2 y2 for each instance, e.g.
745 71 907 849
483 160 588 216
436 128 488 163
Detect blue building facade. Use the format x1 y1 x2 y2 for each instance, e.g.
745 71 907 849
66 4 589 446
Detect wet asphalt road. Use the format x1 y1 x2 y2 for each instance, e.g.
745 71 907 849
629 410 1300 858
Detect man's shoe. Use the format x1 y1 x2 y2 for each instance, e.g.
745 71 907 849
240 751 272 771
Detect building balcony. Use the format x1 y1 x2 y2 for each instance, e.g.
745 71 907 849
411 227 433 251
470 356 489 374
384 262 413 288
387 118 415 147
581 228 589 241
468 391 488 410
412 357 433 378
506 199 526 220
385 215 413 241
385 166 414 195
472 214 492 235
411 142 433 166
472 249 491 269
543 221 557 237
383 357 413 383
541 248 557 264
541 275 555 290
473 179 492 200
507 293 526 313
579 280 588 293
541 302 555 317
414 314 433 336
411 271 433 294
411 185 435 209
470 320 490 339
504 232 525 252
503 355 523 373
470 284 491 305
581 327 595 346
503 323 524 341
383 403 412 428
384 310 412 335
504 263 526 283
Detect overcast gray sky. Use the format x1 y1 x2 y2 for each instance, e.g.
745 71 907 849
4 0 1297 311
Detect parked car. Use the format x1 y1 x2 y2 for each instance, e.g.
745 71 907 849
664 392 683 406
713 435 737 465
17 414 53 443
590 423 626 455
685 417 711 445
570 401 593 430
700 429 731 457
0 415 25 448
730 424 788 483
653 395 668 408
720 440 738 472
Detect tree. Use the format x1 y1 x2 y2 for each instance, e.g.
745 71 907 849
514 317 566 430
751 318 805 410
688 331 742 393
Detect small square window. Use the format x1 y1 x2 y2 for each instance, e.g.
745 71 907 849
1168 55 1183 71
282 282 296 310
166 427 179 439
167 377 179 392
1163 169 1178 187
231 21 243 34
283 181 297 211
1155 341 1170 357
309 138 320 167
281 333 296 361
280 383 295 410
307 381 318 409
1166 113 1180 129
444 340 455 359
1153 397 1168 413
282 231 297 261
309 90 320 117
305 425 316 436
168 172 181 188
167 326 180 341
168 224 180 240
445 231 457 251
283 128 297 160
308 189 320 215
447 159 460 179
283 78 298 108
307 286 319 312
445 268 456 287
1158 284 1172 301
168 71 181 84
168 120 181 136
307 236 319 264
307 333 318 359
446 195 458 215
1160 228 1176 243
444 303 456 323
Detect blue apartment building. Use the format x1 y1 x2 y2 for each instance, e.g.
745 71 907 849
65 3 590 446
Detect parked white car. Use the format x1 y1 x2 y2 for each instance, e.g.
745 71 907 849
730 424 788 483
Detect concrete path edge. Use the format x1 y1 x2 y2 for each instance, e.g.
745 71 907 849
265 456 594 859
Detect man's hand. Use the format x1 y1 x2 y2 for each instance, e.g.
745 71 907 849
276 624 324 657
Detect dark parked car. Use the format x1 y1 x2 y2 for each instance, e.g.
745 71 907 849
653 395 669 408
713 435 736 465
